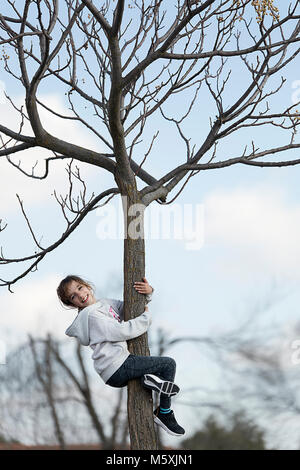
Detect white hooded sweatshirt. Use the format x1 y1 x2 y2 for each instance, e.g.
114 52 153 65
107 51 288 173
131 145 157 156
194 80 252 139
65 293 152 383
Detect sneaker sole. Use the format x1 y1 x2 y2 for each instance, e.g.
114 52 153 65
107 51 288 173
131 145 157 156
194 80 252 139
153 415 185 437
143 374 180 397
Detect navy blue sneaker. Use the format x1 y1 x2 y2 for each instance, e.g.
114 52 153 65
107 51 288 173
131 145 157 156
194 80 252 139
153 408 185 436
142 374 180 397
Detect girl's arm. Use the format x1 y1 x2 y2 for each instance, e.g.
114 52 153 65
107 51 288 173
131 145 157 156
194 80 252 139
89 308 152 344
134 277 154 304
134 277 153 295
106 278 154 319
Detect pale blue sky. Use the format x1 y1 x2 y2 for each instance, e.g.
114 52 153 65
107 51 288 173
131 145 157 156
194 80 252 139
1 0 300 448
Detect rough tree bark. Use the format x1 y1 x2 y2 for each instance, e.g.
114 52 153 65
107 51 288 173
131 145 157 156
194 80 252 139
115 169 157 449
107 7 158 444
1 0 300 450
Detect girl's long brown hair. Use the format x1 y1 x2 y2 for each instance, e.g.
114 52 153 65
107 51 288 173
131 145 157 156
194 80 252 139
57 275 94 308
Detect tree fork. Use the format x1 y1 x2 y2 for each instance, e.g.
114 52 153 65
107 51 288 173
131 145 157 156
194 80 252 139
115 168 158 450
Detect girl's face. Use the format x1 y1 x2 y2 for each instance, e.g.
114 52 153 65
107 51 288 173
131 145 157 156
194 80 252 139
66 280 96 309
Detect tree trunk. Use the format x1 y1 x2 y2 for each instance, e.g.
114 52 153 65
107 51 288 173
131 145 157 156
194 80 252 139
115 170 158 450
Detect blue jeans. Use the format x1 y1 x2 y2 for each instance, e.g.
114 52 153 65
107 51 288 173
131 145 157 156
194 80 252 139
106 354 176 408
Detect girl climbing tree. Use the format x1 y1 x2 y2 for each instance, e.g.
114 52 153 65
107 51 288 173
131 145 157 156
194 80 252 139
57 275 185 438
1 0 299 449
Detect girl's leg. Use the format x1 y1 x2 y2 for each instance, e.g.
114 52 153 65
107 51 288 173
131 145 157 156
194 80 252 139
107 354 185 436
106 354 177 408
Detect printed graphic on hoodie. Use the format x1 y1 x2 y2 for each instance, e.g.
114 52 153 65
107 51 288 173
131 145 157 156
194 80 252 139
109 306 121 323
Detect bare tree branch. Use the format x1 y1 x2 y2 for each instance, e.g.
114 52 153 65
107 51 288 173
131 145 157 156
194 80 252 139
1 0 300 448
0 187 120 291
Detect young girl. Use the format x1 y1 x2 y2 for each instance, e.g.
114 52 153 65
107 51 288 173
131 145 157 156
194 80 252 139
57 275 185 437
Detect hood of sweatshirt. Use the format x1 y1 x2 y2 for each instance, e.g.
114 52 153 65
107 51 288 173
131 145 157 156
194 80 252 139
65 300 108 346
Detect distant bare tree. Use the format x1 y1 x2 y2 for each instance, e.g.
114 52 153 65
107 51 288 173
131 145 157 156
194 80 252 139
47 334 129 449
0 335 128 449
29 335 66 449
224 324 300 421
153 286 300 449
1 293 299 449
1 1 300 447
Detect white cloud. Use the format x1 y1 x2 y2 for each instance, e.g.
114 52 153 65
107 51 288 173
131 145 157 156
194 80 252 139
204 184 300 279
0 274 77 347
0 93 104 214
